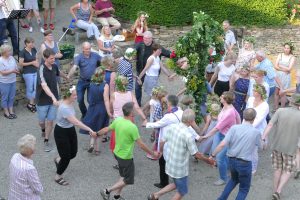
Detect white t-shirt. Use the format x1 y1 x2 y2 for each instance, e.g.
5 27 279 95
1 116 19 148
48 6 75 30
0 6 5 19
246 97 269 134
98 35 114 57
217 62 235 82
146 55 160 76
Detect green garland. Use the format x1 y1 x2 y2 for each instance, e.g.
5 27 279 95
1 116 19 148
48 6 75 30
167 12 224 123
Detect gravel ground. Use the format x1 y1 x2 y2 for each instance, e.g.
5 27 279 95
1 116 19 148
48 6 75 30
1 0 300 199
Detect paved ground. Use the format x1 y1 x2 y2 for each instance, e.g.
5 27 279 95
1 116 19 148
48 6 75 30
1 0 300 199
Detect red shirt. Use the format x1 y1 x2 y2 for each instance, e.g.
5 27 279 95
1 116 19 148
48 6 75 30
95 0 113 18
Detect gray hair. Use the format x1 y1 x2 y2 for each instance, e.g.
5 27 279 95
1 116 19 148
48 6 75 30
17 134 36 156
82 41 91 49
0 44 12 55
143 31 153 38
223 20 230 25
256 50 266 58
181 109 195 124
243 108 257 121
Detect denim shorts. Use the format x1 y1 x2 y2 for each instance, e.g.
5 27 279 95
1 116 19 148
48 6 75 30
173 176 188 196
37 105 57 122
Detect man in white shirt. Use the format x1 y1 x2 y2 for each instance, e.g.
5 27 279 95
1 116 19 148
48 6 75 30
0 0 18 55
146 95 182 188
223 20 236 54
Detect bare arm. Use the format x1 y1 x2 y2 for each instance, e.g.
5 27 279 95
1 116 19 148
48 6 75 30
70 3 79 21
229 73 238 91
132 94 147 121
211 139 227 156
138 56 154 79
0 69 17 75
19 58 38 68
59 70 69 80
160 62 171 77
41 83 58 104
176 87 187 97
136 138 155 156
274 54 281 71
66 115 95 136
88 4 94 23
201 115 212 135
67 65 78 79
209 66 220 86
109 72 116 95
262 122 273 141
103 84 112 118
202 127 219 139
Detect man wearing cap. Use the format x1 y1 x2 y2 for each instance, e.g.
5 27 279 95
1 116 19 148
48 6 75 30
117 48 137 91
67 42 102 118
262 93 300 200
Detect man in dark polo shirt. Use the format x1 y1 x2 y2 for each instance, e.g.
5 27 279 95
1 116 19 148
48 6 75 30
135 31 171 106
36 49 68 152
68 42 102 118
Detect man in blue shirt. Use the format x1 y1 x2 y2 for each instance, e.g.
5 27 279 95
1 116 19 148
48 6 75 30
255 50 282 97
68 42 101 118
211 108 262 200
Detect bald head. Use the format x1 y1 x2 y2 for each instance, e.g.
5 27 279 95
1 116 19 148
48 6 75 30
182 109 195 124
82 41 91 56
143 31 153 46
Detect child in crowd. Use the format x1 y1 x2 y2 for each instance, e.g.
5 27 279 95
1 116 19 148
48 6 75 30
199 102 221 155
24 0 44 33
146 86 167 159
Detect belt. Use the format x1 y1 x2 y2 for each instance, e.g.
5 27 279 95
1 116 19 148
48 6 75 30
229 157 250 162
234 90 247 96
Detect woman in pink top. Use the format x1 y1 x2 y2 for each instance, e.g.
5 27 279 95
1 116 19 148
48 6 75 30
201 91 241 186
109 75 146 151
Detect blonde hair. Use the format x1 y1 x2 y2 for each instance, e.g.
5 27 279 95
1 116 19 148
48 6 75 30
101 25 113 39
0 44 12 55
224 52 237 61
101 56 115 71
131 13 148 33
254 69 267 77
17 134 36 156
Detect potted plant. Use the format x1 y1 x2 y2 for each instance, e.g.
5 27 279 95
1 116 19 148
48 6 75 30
59 43 75 60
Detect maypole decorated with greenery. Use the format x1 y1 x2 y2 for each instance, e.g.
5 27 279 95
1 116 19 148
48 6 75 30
167 12 224 122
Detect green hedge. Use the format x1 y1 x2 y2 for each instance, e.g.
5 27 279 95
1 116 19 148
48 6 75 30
112 0 288 27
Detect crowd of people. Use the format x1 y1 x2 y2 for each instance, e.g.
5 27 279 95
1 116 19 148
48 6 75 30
1 0 300 200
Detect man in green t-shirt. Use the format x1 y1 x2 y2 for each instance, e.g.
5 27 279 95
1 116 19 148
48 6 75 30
98 102 159 200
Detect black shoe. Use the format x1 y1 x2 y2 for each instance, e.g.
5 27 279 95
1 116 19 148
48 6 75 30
112 164 119 170
153 183 166 189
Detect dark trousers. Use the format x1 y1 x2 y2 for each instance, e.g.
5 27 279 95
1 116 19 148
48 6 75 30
159 155 169 186
77 79 90 117
217 157 252 200
0 18 18 54
135 75 145 106
54 125 78 175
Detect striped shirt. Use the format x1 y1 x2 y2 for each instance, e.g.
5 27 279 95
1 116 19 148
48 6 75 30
8 153 43 200
117 58 133 91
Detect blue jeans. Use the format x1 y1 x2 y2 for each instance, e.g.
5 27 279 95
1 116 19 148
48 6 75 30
217 157 252 200
173 176 189 196
212 132 228 181
77 79 90 117
23 73 37 101
269 86 275 98
37 105 57 122
0 18 18 54
0 82 16 109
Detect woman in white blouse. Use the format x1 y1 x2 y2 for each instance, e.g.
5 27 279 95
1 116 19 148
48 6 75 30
210 53 237 96
246 83 269 174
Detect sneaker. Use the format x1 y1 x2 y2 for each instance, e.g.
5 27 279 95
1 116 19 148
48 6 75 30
41 132 45 138
213 179 226 186
29 27 33 33
40 27 45 33
44 141 53 152
100 189 110 200
294 170 300 179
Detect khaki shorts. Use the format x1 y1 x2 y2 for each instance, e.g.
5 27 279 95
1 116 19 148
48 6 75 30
43 0 56 9
272 150 296 173
96 17 121 28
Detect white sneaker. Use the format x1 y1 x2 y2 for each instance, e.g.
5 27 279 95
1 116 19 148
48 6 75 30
40 27 45 33
213 179 226 186
29 27 33 33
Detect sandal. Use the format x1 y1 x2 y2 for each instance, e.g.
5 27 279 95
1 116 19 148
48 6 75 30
21 24 29 29
55 178 69 186
49 23 55 30
102 136 110 143
43 24 48 30
87 145 94 153
27 104 36 113
10 113 17 119
272 192 280 200
4 113 14 119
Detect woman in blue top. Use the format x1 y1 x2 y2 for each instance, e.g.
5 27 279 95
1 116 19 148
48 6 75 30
80 68 112 155
70 0 100 40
